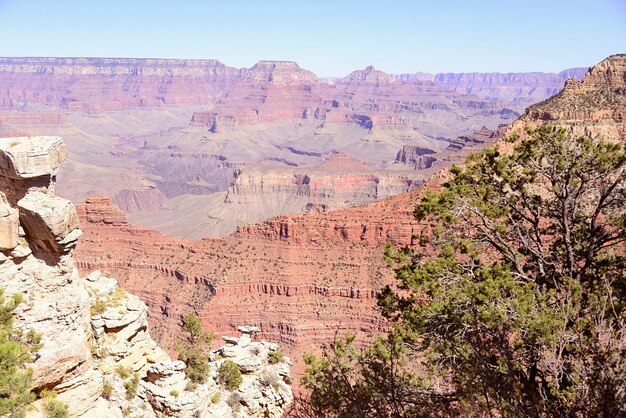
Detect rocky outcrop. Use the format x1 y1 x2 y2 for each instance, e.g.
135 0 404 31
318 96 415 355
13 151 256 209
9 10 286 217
86 272 293 417
78 196 129 225
524 54 626 140
340 65 394 84
395 145 437 169
18 191 82 253
0 136 98 416
242 61 318 84
0 136 66 180
226 153 415 211
0 136 292 417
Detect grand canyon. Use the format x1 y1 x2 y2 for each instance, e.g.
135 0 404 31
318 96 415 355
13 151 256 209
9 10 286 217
1 45 624 417
0 55 613 372
0 57 586 239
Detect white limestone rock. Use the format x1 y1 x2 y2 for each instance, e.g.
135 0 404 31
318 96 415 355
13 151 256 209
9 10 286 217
0 192 18 250
0 136 66 179
85 269 102 282
10 244 32 258
17 190 82 252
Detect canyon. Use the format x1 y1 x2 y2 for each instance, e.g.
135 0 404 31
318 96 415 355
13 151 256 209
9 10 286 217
0 57 586 238
72 54 626 389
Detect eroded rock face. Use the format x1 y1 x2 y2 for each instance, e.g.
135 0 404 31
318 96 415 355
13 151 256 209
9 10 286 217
0 192 19 250
0 136 66 179
78 195 128 226
0 136 99 416
18 191 82 253
73 55 626 390
524 54 626 140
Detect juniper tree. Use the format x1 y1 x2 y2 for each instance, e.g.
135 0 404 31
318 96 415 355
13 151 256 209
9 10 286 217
176 313 213 384
0 289 41 417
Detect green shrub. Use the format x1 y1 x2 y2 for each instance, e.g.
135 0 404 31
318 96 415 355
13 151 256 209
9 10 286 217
124 373 139 400
169 389 179 397
115 365 131 379
175 313 213 383
211 392 221 403
90 298 107 316
267 350 284 364
102 380 113 400
217 360 243 391
42 399 69 418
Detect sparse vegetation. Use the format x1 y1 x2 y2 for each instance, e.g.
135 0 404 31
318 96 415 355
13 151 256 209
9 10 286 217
102 380 113 400
0 290 41 418
267 349 284 364
123 373 140 400
42 400 69 418
217 360 243 391
115 364 131 379
88 287 128 316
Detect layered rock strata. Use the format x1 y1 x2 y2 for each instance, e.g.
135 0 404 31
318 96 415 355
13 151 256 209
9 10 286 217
0 57 589 238
74 55 625 389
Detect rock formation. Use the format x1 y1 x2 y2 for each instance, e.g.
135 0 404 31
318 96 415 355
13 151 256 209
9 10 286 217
86 271 293 418
523 54 626 140
0 136 292 417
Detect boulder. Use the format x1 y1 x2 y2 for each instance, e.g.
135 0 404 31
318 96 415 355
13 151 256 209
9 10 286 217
17 191 81 252
0 136 66 179
0 192 18 250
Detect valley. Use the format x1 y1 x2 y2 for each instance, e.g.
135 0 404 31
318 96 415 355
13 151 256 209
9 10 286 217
0 57 585 238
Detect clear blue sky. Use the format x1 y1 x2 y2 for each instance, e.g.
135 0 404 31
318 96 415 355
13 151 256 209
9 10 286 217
0 0 624 77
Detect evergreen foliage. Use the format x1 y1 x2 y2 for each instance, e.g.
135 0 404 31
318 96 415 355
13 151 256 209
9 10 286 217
0 289 41 418
176 313 213 383
217 360 243 391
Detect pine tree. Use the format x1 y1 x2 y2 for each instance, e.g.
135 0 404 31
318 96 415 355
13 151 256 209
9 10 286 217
176 313 213 384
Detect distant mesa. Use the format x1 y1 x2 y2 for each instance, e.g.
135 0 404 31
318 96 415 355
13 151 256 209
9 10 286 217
341 65 394 84
243 60 318 84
